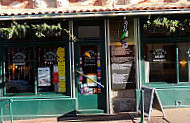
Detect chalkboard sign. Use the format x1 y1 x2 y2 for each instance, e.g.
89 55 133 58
138 87 165 120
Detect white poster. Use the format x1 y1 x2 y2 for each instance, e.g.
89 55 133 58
38 67 51 86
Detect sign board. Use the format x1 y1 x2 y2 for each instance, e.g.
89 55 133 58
138 87 165 120
111 45 135 90
111 45 135 83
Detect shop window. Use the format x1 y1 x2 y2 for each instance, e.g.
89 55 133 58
36 46 66 93
144 43 177 83
5 47 34 93
178 43 190 82
4 46 67 94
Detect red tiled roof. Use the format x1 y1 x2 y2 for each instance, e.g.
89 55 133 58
0 2 190 17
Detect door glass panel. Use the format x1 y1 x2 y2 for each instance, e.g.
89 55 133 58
5 47 34 93
178 43 190 82
144 43 176 83
36 46 66 93
78 26 100 38
78 45 102 95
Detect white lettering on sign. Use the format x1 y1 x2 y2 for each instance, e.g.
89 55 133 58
153 49 167 60
12 52 26 66
186 48 190 57
43 51 57 61
112 63 132 70
113 73 128 83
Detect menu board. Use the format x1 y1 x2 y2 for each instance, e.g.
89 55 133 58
138 87 165 120
111 45 135 89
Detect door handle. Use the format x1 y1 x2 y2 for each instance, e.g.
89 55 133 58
76 70 104 88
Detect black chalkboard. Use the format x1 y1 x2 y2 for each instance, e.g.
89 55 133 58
138 87 165 120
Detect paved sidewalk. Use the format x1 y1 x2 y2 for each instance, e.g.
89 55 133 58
132 107 190 123
164 108 190 123
4 108 190 123
4 113 134 123
4 112 166 123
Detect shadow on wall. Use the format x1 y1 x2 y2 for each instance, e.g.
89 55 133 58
112 89 136 113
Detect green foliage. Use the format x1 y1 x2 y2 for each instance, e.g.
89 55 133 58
32 23 62 38
144 16 180 33
0 21 30 39
178 19 190 31
0 21 77 40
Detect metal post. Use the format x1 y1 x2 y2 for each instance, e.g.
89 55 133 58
140 89 144 123
1 108 3 123
9 99 13 123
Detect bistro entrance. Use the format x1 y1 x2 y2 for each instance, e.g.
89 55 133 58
74 42 106 113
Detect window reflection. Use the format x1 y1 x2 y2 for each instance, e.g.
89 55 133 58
5 47 34 93
178 43 190 82
4 46 67 94
37 46 66 93
144 43 176 83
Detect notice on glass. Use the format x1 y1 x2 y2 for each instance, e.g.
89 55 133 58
87 73 97 87
38 67 51 86
57 47 66 93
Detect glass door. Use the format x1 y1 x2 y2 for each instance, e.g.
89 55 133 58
74 42 106 111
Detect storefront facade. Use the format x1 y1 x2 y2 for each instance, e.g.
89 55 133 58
0 0 190 119
139 14 190 108
0 18 109 117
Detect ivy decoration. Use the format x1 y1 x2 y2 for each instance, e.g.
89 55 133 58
32 23 62 38
144 16 180 33
0 21 30 39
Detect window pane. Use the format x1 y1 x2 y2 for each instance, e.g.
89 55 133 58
78 26 100 38
36 46 66 93
144 43 176 83
78 45 102 95
178 43 190 82
5 47 34 93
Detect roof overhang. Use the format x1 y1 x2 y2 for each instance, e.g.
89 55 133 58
1 1 190 20
0 8 190 20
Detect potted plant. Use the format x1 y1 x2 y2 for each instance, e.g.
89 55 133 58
143 16 179 37
32 23 63 38
0 21 30 39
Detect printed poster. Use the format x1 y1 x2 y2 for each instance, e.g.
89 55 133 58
57 47 66 92
87 73 97 87
38 67 51 86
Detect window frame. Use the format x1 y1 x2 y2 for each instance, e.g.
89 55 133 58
2 41 70 96
141 37 190 87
